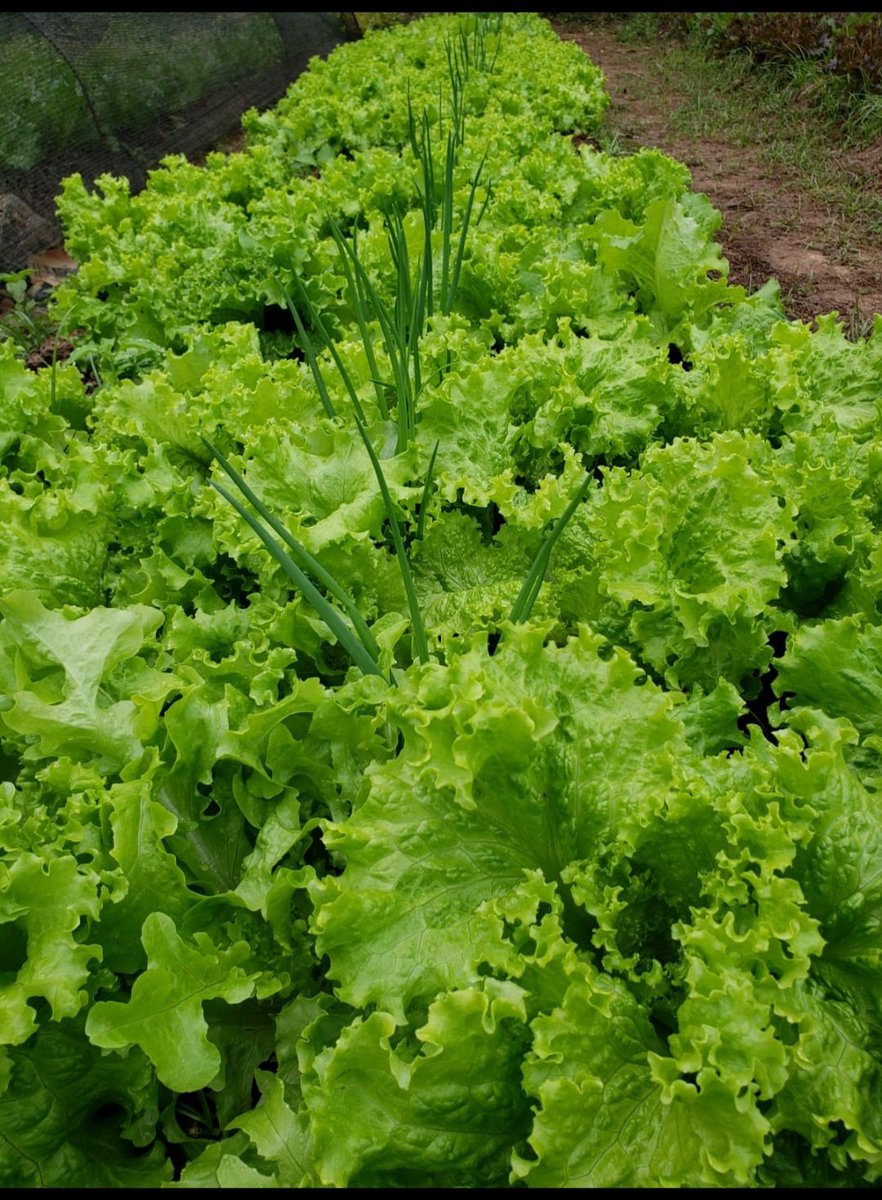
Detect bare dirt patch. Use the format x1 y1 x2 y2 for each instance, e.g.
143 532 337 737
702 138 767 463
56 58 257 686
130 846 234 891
556 22 882 329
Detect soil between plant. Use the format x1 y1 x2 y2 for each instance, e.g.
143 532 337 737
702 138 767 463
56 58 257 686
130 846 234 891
554 20 882 330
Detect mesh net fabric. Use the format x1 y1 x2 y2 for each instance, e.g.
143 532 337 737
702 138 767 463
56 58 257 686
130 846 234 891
0 11 352 271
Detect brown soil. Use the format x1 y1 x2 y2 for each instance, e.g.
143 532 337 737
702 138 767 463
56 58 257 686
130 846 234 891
555 21 882 330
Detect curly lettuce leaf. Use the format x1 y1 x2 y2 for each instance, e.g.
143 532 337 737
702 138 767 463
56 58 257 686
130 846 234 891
0 591 172 770
309 624 685 1021
0 853 101 1045
555 431 789 689
515 971 769 1188
300 982 530 1188
775 618 882 748
592 193 737 333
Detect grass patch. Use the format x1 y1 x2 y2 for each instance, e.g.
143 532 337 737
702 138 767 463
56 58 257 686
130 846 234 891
662 43 882 248
556 13 882 255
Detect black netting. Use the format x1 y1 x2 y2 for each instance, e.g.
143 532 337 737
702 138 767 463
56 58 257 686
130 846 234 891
0 11 354 271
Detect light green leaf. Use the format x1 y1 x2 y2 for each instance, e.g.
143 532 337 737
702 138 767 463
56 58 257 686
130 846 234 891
0 590 169 769
776 617 882 745
231 1071 314 1187
771 980 882 1179
86 913 256 1091
305 981 530 1188
165 1132 276 1188
556 431 789 688
412 511 526 640
0 854 101 1044
310 624 685 1020
593 193 735 330
516 972 769 1188
99 774 195 973
0 481 110 611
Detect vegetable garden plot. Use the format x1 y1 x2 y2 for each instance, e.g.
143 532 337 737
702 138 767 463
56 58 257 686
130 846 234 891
1 11 881 1188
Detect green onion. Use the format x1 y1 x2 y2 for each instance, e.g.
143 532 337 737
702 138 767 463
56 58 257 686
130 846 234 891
203 435 382 664
208 472 385 680
509 474 592 624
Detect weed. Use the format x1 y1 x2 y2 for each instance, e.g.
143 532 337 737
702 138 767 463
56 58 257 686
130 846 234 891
0 271 58 357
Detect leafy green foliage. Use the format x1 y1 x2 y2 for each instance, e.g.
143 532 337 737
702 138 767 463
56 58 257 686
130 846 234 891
1 10 881 1188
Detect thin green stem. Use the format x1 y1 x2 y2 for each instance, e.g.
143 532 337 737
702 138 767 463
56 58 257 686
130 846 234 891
332 229 389 420
209 476 385 679
416 439 439 543
331 219 420 453
278 279 336 418
282 274 369 424
203 435 381 662
351 409 429 664
444 149 487 315
509 474 592 624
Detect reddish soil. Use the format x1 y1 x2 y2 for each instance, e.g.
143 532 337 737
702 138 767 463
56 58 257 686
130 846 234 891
555 22 882 330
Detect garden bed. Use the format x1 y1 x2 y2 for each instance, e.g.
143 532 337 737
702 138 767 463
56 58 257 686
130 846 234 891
1 13 880 1188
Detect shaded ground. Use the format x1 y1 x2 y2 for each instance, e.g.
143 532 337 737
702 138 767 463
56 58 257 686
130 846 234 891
556 21 882 331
